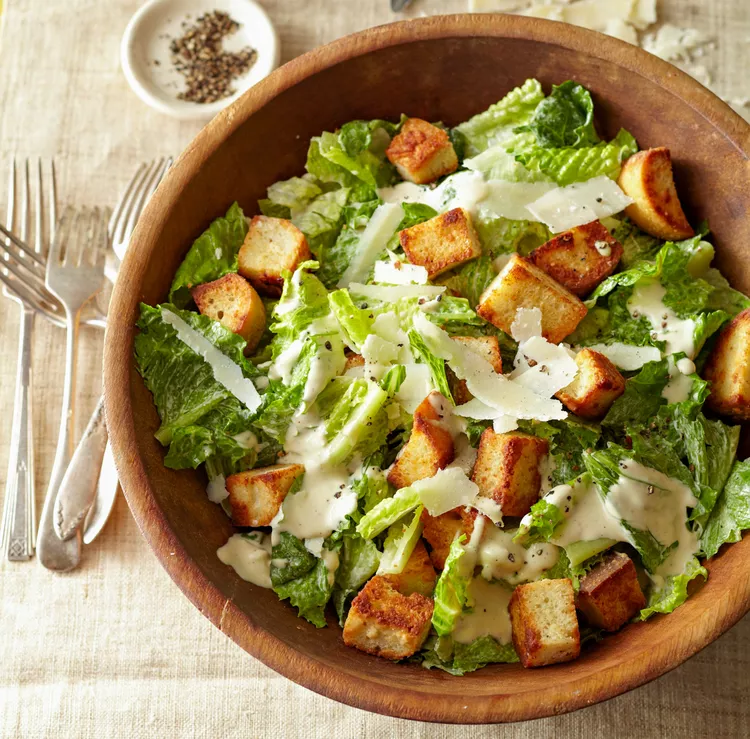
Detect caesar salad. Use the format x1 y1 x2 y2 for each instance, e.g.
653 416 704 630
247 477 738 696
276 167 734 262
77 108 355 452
135 79 750 672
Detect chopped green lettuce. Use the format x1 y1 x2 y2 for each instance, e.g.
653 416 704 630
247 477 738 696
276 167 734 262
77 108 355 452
168 203 249 308
377 506 424 575
640 556 707 619
431 536 470 637
701 460 750 559
356 485 421 539
332 532 381 624
408 329 453 401
421 634 518 675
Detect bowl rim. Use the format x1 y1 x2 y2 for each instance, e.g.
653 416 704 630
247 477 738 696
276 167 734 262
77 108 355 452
104 13 750 724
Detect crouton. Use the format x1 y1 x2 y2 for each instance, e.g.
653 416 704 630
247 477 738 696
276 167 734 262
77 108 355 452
344 353 365 372
421 508 462 570
225 464 304 527
387 392 455 489
704 308 750 421
617 148 694 241
384 540 437 598
509 578 581 668
528 220 623 297
343 575 434 659
556 348 625 420
476 254 587 344
399 208 482 279
471 429 548 518
576 552 646 631
191 273 266 353
449 336 503 405
238 216 311 297
385 117 458 185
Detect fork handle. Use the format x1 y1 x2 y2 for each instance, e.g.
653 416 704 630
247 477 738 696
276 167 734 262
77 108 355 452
37 307 81 571
3 308 36 560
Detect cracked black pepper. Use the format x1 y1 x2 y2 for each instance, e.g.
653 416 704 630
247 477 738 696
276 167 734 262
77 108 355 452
169 10 257 104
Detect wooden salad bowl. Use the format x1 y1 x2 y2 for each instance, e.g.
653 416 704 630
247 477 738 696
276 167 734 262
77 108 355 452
104 14 750 723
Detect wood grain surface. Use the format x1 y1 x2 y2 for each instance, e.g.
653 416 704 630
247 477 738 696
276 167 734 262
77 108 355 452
2 1 750 737
105 14 750 724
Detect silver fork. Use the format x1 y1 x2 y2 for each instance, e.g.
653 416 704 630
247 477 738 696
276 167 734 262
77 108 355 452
0 158 56 561
36 207 109 572
56 158 171 547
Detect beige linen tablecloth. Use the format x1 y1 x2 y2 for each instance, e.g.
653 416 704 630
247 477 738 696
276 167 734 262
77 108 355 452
1 1 749 736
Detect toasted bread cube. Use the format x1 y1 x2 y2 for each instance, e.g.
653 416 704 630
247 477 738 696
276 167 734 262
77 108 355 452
387 392 455 489
399 208 482 279
225 464 304 527
477 254 587 344
509 579 581 668
191 273 266 353
384 540 437 597
556 348 625 420
577 552 646 631
421 508 463 570
238 216 311 297
528 220 624 297
449 336 503 405
385 117 458 185
704 308 750 421
344 353 365 372
471 429 548 518
343 575 434 660
617 148 694 241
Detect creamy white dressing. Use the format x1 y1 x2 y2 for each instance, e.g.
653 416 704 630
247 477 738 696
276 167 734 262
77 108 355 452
373 259 429 285
395 364 433 413
627 279 696 357
321 547 340 587
206 474 228 503
539 455 558 494
217 533 272 588
274 267 304 316
452 577 513 645
605 460 699 577
233 430 258 449
662 356 695 404
303 338 346 407
594 240 612 257
272 415 359 543
584 342 662 371
161 309 262 411
268 338 304 384
544 481 629 548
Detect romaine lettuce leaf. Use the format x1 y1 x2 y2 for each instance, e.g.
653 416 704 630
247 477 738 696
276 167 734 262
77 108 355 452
518 80 599 149
611 218 663 268
332 532 381 624
701 460 750 559
421 634 518 674
168 203 249 308
258 175 324 218
454 78 545 157
290 187 351 259
408 329 453 402
603 358 670 430
134 304 261 446
640 556 707 619
356 485 421 539
377 506 424 575
514 129 637 186
431 536 470 637
514 498 565 545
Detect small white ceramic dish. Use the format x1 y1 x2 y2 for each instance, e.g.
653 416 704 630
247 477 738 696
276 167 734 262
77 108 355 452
121 0 280 120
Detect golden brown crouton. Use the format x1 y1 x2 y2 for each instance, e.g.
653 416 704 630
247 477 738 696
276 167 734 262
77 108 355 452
385 117 458 185
576 552 646 631
421 508 462 570
238 216 311 297
225 464 304 527
704 308 750 421
471 429 548 518
342 575 434 660
399 208 482 280
384 540 437 598
556 348 626 420
476 254 587 344
528 220 624 297
344 353 365 372
449 336 503 405
387 392 455 489
617 148 694 241
509 578 581 668
191 273 266 353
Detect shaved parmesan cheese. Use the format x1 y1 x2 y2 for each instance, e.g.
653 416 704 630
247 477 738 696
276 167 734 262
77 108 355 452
474 496 504 524
584 342 661 371
492 416 520 434
373 259 429 285
604 18 638 44
413 313 568 423
414 467 480 517
511 335 578 397
207 474 228 503
628 0 656 30
378 170 489 214
362 334 399 366
510 306 543 344
564 0 633 31
469 0 526 11
642 24 712 63
162 309 262 411
453 398 503 421
527 176 633 233
521 3 565 21
479 181 555 221
337 203 404 287
349 283 445 301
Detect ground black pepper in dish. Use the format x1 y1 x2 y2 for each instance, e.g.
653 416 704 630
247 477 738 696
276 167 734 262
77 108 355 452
169 10 257 104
